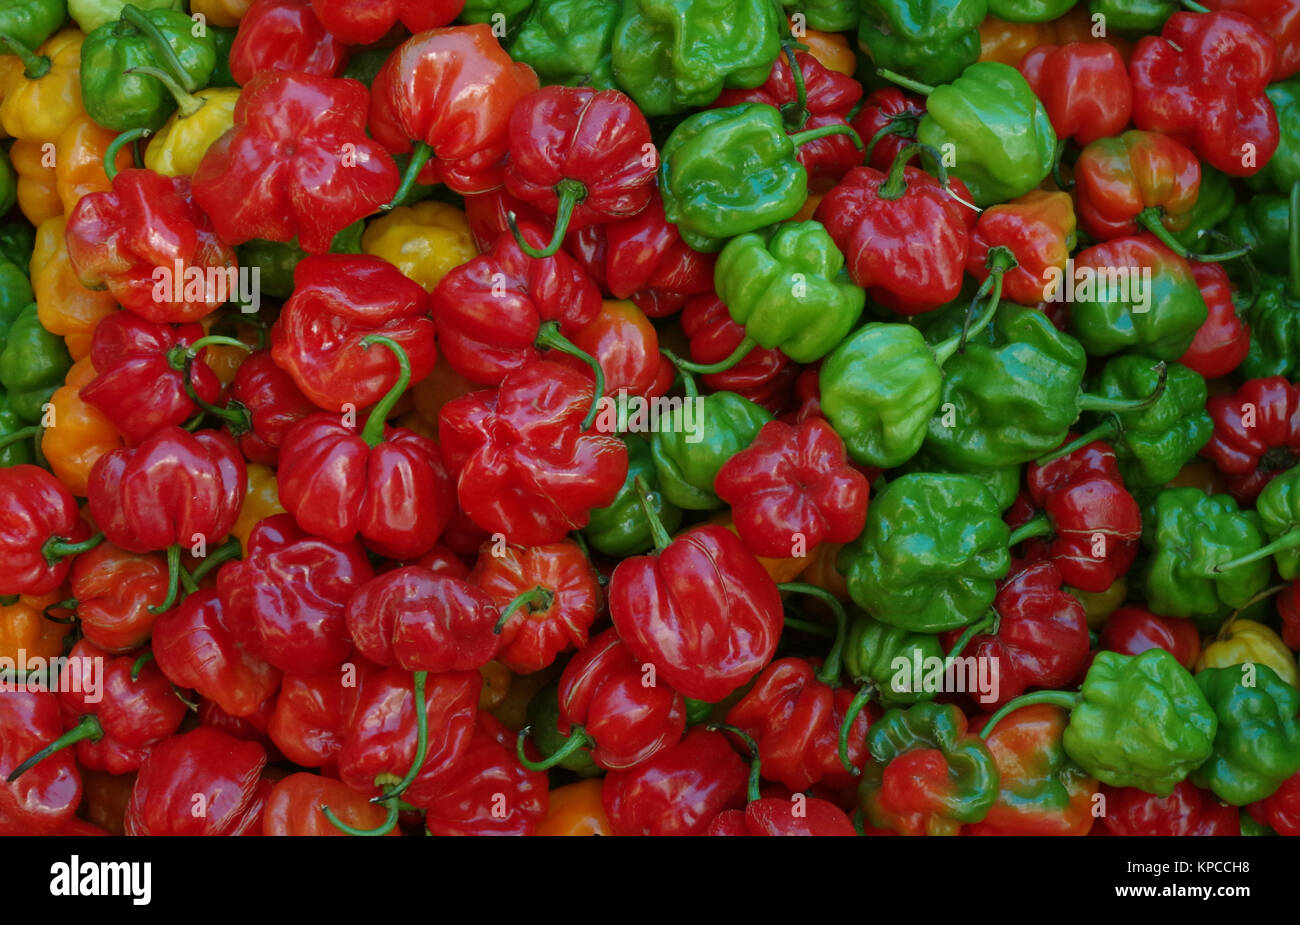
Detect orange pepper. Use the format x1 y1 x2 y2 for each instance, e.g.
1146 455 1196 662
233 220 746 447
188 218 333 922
411 355 480 430
197 318 260 386
799 541 850 601
8 138 61 225
709 511 812 584
0 30 86 146
190 0 255 28
478 660 512 710
31 214 118 360
42 355 124 496
979 8 1131 68
230 463 286 554
535 780 613 836
795 190 825 222
790 22 857 76
54 115 131 215
0 592 73 670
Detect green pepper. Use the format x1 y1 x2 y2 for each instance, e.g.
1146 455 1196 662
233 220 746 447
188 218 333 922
1241 812 1277 835
510 0 620 89
0 260 31 325
986 0 1076 20
1142 487 1272 627
236 220 365 300
713 220 865 364
585 434 682 556
782 0 858 32
525 682 601 778
611 0 781 117
983 649 1216 796
1225 194 1290 274
0 223 36 270
1171 166 1234 255
650 378 771 510
459 0 534 39
1213 467 1300 581
206 24 236 89
0 303 72 424
1086 0 1173 33
898 447 1021 511
1251 78 1300 196
0 392 35 467
906 61 1056 207
1193 665 1300 806
0 146 15 219
839 473 1011 632
844 609 944 706
69 0 180 33
80 5 218 132
659 103 856 253
857 0 985 88
859 701 1000 836
0 0 67 50
1240 183 1300 379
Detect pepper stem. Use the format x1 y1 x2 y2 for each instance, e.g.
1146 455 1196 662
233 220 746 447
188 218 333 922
6 715 103 782
933 271 1003 366
778 582 847 686
372 670 429 803
509 178 586 259
978 690 1080 740
534 321 604 430
131 651 154 681
103 127 151 181
0 32 50 79
782 615 836 638
1034 418 1121 467
1077 362 1168 414
837 684 873 776
515 724 592 772
1008 514 1053 548
778 45 809 131
1136 207 1250 262
633 475 673 552
321 799 400 837
382 142 432 211
149 545 184 615
119 3 202 92
0 426 42 452
863 113 920 166
788 122 862 151
660 338 757 376
176 351 252 434
707 723 762 803
1213 530 1300 574
189 536 242 584
877 141 947 201
875 68 935 96
41 532 104 567
494 586 552 634
123 65 204 118
945 612 995 662
1181 0 1210 10
358 336 411 448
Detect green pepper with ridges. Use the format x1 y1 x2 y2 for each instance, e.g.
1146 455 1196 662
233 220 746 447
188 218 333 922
0 260 34 322
510 0 620 89
1212 467 1300 581
987 0 1076 20
1250 78 1300 196
1240 183 1300 380
585 434 683 556
1193 664 1300 806
844 610 944 705
0 303 70 424
235 220 365 300
857 0 985 88
782 0 858 31
0 0 67 51
0 224 35 270
525 681 601 778
69 0 180 33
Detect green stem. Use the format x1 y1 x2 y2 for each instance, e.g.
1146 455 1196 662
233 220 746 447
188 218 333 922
188 536 242 584
123 65 203 118
0 32 50 79
103 127 151 181
1181 0 1209 10
945 612 995 662
177 561 199 595
534 321 604 430
41 533 104 567
782 615 835 638
933 271 1003 366
1034 418 1120 467
130 651 154 681
321 799 400 837
494 586 552 634
979 690 1080 740
0 426 41 452
633 475 673 552
1077 362 1168 414
877 141 947 201
149 546 183 615
875 68 935 96
515 725 592 772
1213 530 1300 574
509 178 586 259
1289 182 1300 301
383 141 432 211
661 337 757 376
43 598 78 624
1008 514 1053 547
863 113 920 166
779 44 809 131
172 340 254 434
1137 207 1250 263
6 715 103 782
373 671 429 803
778 582 847 686
789 122 862 151
707 723 762 803
359 336 411 448
119 3 201 92
838 684 873 776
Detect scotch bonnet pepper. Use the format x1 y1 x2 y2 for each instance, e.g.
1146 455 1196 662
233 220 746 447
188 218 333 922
857 0 986 87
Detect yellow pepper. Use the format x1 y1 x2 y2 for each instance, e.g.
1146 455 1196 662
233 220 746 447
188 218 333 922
8 138 61 225
979 9 1131 68
144 88 240 177
0 592 73 671
31 214 118 361
190 0 254 28
0 30 87 146
43 356 124 496
1197 618 1300 688
54 114 132 214
230 463 286 554
535 780 613 836
361 201 477 292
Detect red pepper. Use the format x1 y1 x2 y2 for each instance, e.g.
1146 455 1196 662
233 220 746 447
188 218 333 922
715 49 864 188
1073 130 1202 245
268 661 376 769
1201 0 1300 80
263 772 398 836
708 796 858 836
422 714 549 835
346 568 500 672
218 513 374 677
151 588 283 718
1008 437 1143 593
503 86 656 258
464 187 548 252
124 727 269 835
680 293 798 415
438 360 627 547
404 543 471 579
193 71 398 253
609 519 783 703
1129 11 1279 178
310 0 463 45
198 695 278 752
1281 580 1300 650
229 0 349 85
965 190 1077 306
65 169 238 325
369 25 540 195
1099 605 1202 671
1098 781 1240 835
557 300 673 402
941 560 1090 710
566 193 716 319
850 87 925 172
1018 43 1132 147
224 349 318 466
271 255 435 413
69 543 169 653
1179 262 1250 380
79 313 221 444
714 418 869 560
1248 769 1300 835
602 727 749 836
814 152 974 315
0 689 82 835
1201 376 1300 503
431 224 602 387
0 465 96 597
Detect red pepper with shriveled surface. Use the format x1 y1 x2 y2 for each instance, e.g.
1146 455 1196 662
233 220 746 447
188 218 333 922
0 465 96 597
229 0 349 85
1201 376 1300 503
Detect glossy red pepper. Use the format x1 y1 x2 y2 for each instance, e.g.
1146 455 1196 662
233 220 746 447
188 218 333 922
0 689 82 834
602 727 749 836
850 87 925 172
1018 43 1132 147
218 513 374 677
1073 130 1202 244
1179 262 1250 380
503 86 656 258
229 0 349 85
310 0 463 45
268 661 375 770
423 714 549 835
69 543 169 653
1099 605 1202 671
369 25 540 195
1247 769 1300 835
1202 0 1300 80
124 727 269 835
1130 11 1279 177
680 293 798 415
468 539 602 674
439 360 627 547
0 465 96 597
224 349 318 466
966 190 1077 306
263 772 398 836
557 300 673 402
464 187 547 253
431 224 601 386
708 796 858 836
1098 781 1240 835
1201 376 1300 503
193 71 398 253
714 418 869 560
79 313 221 444
198 694 277 752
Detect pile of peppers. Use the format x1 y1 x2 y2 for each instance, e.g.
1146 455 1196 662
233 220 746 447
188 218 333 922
3 0 1300 838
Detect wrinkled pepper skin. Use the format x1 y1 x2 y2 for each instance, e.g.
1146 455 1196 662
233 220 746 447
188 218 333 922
0 690 83 835
1202 377 1300 504
651 388 771 511
857 0 986 87
1193 665 1300 806
124 727 268 835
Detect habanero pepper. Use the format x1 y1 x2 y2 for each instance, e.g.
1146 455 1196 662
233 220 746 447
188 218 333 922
1180 261 1250 379
1192 664 1300 805
857 0 985 87
1197 618 1299 689
424 713 549 836
69 542 170 653
41 356 124 496
0 30 87 147
1100 605 1202 671
228 0 347 85
965 190 1076 306
679 294 797 414
1099 781 1239 835
1018 41 1131 147
0 689 82 835
0 464 97 597
851 86 924 172
508 0 619 90
310 0 463 45
1201 376 1300 503
360 201 477 294
31 215 118 361
262 773 396 836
